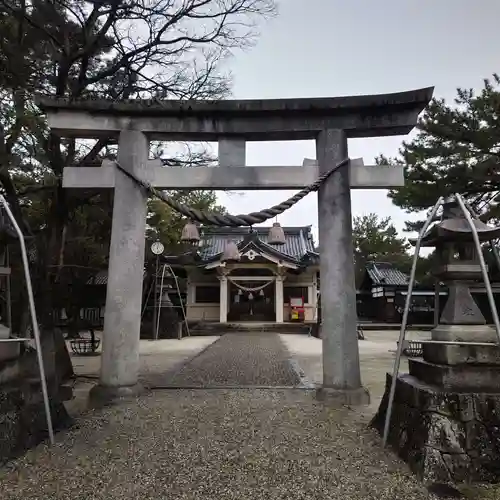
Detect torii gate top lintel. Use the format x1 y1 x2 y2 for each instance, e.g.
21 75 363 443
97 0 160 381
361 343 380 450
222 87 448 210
35 86 434 140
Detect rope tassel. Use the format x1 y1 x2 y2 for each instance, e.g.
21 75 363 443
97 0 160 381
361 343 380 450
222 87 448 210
115 158 349 227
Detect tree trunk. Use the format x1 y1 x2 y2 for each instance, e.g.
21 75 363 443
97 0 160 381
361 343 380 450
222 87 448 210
36 180 75 388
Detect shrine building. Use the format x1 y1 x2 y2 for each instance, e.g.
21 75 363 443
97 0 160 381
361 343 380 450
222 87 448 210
173 225 319 324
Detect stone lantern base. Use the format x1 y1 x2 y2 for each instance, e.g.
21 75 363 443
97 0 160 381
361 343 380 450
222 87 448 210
372 342 500 484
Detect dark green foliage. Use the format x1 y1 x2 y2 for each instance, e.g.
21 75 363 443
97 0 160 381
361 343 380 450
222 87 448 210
380 74 500 232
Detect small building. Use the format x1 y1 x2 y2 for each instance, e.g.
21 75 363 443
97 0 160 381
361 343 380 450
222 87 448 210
357 261 445 324
358 262 411 323
176 226 319 324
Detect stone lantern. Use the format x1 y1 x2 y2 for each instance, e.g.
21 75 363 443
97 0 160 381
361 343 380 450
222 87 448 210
421 198 500 344
372 196 500 484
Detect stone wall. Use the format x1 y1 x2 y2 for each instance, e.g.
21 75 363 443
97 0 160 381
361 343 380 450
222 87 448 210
372 373 500 483
0 338 73 465
1 380 72 465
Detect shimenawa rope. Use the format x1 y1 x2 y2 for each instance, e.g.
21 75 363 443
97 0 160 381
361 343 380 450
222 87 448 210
227 277 274 292
114 157 349 227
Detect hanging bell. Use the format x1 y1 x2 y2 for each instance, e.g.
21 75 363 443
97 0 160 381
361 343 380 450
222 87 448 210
268 222 286 245
221 241 240 262
180 221 200 244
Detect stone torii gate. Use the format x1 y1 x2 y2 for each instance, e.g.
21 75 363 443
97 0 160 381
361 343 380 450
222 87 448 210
37 88 433 405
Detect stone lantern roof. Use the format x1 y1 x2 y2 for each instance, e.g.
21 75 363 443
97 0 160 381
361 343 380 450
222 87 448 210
411 199 500 247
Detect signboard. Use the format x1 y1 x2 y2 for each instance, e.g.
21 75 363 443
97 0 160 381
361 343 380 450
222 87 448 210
290 297 304 307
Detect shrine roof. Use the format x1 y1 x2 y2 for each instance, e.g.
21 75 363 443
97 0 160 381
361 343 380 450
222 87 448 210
365 262 410 287
199 226 317 263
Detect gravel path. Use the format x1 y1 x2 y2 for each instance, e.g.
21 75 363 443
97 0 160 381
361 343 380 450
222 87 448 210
157 332 301 388
1 389 440 500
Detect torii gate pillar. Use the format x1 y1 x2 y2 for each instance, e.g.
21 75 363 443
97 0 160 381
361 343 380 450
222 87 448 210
316 129 365 404
92 130 149 403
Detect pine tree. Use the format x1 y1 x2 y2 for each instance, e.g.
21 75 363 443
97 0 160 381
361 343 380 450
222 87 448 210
352 214 410 284
379 74 500 232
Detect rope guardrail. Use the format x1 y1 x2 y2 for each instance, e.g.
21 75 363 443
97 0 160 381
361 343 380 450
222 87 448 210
114 158 349 227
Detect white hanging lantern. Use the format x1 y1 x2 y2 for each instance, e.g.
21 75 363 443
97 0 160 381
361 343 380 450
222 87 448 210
221 241 240 262
268 222 286 245
180 221 200 243
259 289 264 296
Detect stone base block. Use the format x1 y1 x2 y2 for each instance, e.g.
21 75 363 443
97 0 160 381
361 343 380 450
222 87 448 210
88 383 145 409
371 373 500 483
409 359 500 391
0 381 72 466
432 324 498 343
316 386 370 406
423 342 500 366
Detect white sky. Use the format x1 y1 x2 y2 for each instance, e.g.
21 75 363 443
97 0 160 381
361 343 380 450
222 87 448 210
212 0 500 245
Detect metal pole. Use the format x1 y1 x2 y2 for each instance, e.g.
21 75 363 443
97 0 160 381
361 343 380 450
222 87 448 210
5 246 12 334
164 263 190 338
382 197 443 447
489 239 500 279
0 195 54 445
155 264 168 341
433 279 440 328
141 278 154 320
152 255 159 339
456 194 500 344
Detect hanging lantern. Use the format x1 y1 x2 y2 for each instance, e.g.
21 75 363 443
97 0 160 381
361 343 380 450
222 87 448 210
268 222 286 245
180 221 200 244
259 289 264 296
221 241 240 262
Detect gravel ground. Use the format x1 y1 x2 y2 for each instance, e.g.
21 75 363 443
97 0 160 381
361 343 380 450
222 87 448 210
157 332 300 388
279 331 431 410
70 336 219 380
1 389 440 500
3 331 496 499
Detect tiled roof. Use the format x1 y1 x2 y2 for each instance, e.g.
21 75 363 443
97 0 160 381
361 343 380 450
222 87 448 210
366 261 410 286
199 226 316 262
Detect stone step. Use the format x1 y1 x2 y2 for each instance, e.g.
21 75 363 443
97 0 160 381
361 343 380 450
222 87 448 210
409 358 500 391
422 341 500 365
188 322 312 335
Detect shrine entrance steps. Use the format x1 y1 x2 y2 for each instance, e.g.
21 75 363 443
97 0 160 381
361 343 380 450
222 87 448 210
188 321 313 336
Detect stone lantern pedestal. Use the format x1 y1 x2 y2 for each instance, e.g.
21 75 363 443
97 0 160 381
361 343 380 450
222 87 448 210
372 199 500 484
